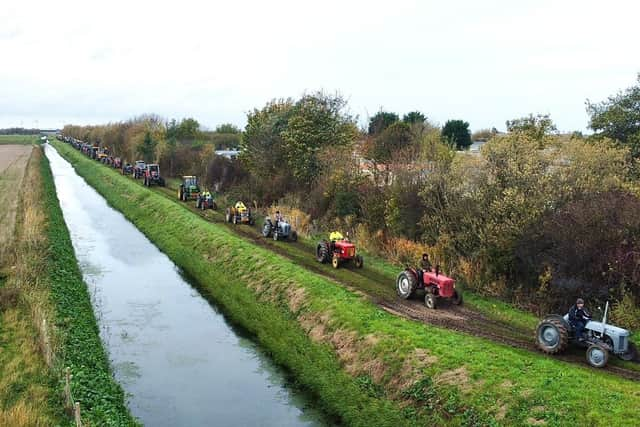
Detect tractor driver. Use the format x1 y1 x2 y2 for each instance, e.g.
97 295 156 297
568 298 591 341
275 210 283 227
416 253 432 285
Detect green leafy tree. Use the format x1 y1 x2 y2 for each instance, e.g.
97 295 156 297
587 74 640 157
368 111 399 135
281 92 358 185
506 114 557 142
137 131 157 162
402 111 426 125
441 120 472 150
215 123 241 134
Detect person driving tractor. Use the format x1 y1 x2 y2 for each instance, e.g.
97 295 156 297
568 298 591 341
415 253 432 285
275 210 283 227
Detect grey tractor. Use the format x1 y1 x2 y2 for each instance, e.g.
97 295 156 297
536 302 637 368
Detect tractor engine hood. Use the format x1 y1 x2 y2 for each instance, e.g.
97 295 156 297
334 241 355 250
562 315 630 336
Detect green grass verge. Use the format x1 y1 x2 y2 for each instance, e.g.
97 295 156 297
53 140 640 427
40 148 139 426
0 135 41 145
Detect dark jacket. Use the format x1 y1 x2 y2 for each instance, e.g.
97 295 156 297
568 305 591 323
420 258 432 271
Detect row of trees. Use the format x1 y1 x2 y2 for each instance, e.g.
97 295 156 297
62 76 640 325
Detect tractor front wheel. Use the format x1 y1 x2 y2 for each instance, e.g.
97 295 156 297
619 343 638 361
451 290 463 306
535 317 569 354
332 255 340 269
425 293 437 309
354 255 363 269
586 344 609 368
396 270 417 299
262 222 271 238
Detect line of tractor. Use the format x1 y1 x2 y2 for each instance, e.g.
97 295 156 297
56 135 639 371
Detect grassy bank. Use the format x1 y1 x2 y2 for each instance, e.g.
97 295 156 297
39 146 138 426
53 140 640 426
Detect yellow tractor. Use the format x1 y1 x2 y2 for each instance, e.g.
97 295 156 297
225 201 254 225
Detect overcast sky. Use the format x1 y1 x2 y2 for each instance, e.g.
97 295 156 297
1 0 639 132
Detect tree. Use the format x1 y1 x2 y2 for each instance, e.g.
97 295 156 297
402 111 426 125
441 120 472 150
505 114 557 141
215 123 241 134
281 92 358 185
137 131 156 162
587 74 640 157
368 111 399 135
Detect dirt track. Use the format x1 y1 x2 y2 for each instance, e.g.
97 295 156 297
0 145 33 261
0 145 32 174
79 155 640 382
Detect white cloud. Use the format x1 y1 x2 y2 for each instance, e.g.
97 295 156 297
1 0 638 131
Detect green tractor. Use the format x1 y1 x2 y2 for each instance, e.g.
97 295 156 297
178 176 200 201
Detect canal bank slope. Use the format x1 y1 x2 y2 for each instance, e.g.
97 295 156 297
52 140 640 427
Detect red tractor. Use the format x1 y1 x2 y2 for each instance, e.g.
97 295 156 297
143 164 165 187
316 232 363 269
396 266 462 309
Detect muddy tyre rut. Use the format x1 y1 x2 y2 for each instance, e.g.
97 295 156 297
136 183 640 381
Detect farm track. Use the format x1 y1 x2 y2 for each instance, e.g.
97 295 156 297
105 163 640 381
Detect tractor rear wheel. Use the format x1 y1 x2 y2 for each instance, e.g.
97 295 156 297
354 255 363 269
586 344 609 368
396 270 417 299
332 254 340 269
425 293 437 309
316 241 329 263
290 230 298 242
451 290 463 305
535 317 569 354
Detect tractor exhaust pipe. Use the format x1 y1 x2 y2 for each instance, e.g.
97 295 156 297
603 301 609 325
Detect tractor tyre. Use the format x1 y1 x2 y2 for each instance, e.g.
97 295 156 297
396 270 417 299
425 293 438 309
619 342 638 362
535 317 569 354
332 254 340 269
316 241 330 263
451 290 463 306
586 344 609 368
290 230 298 242
262 222 271 238
354 255 363 269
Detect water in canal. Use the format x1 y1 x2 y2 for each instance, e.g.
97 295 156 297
45 144 328 427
